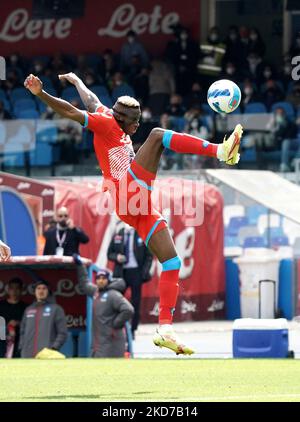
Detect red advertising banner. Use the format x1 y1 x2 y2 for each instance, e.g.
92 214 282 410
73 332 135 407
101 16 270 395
0 0 200 57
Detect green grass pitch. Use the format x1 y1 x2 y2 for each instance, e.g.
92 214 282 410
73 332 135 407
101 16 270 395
1 359 300 402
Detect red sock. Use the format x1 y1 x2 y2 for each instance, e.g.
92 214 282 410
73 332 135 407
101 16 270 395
163 131 218 157
159 269 179 325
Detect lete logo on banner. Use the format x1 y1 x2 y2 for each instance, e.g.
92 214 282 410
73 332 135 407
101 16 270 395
0 0 200 55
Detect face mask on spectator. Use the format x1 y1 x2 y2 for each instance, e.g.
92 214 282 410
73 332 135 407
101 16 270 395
10 55 18 64
128 36 135 44
34 64 43 73
264 70 272 79
209 33 218 42
180 32 188 41
229 33 237 41
250 33 258 41
191 119 199 129
86 77 94 86
284 65 291 75
226 67 235 75
275 114 284 124
142 110 152 120
244 87 253 96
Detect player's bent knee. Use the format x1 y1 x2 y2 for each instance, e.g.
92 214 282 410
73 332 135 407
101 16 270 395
149 127 165 145
162 256 182 271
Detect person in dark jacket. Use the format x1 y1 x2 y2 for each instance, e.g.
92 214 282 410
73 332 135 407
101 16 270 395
107 223 153 339
0 277 27 358
43 206 89 256
74 254 134 358
19 280 67 358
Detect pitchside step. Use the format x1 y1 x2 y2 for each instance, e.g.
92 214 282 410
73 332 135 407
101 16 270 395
233 318 290 358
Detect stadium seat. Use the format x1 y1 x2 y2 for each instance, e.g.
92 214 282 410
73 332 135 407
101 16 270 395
62 86 79 99
39 75 54 89
15 109 40 119
263 226 285 239
13 99 37 116
31 125 58 166
238 225 260 246
244 102 267 114
223 205 245 226
99 95 113 108
246 205 267 225
112 84 135 103
227 216 249 236
92 85 110 98
3 143 25 167
271 102 295 120
225 236 240 247
10 87 33 103
243 236 266 248
271 236 289 247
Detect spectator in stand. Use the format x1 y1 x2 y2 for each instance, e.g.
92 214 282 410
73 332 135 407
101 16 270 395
99 49 118 84
245 52 265 84
239 26 250 51
247 28 266 57
286 83 300 109
280 114 300 173
110 72 134 102
43 206 89 256
107 222 153 339
224 25 246 67
73 255 134 357
221 61 243 84
184 81 206 109
279 61 293 90
261 80 284 110
0 277 27 358
165 26 200 95
19 280 67 358
165 94 186 117
0 101 11 120
126 55 149 105
240 80 262 111
254 107 297 169
148 59 175 98
120 30 149 75
4 69 22 92
259 64 281 89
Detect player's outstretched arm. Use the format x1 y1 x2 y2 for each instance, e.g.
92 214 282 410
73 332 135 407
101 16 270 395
58 73 101 112
24 74 85 125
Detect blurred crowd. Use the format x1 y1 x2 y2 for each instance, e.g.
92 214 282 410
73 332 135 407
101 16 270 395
1 25 300 171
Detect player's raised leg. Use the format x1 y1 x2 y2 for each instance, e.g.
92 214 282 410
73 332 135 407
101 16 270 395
134 124 243 171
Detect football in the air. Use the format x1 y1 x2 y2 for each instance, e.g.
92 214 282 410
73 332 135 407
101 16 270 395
207 79 241 114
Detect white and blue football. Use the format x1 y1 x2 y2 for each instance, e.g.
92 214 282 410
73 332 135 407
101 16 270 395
207 79 241 113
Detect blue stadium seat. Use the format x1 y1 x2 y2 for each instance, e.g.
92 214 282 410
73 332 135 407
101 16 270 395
1 98 11 113
62 86 78 99
227 216 249 236
263 227 285 238
10 87 33 103
246 205 267 225
0 89 7 100
225 236 240 247
99 95 113 108
271 102 295 120
112 84 135 103
243 236 266 248
244 102 267 114
39 76 54 89
201 103 215 116
271 236 289 247
15 109 40 119
31 126 58 166
92 85 110 98
3 143 25 167
13 98 37 115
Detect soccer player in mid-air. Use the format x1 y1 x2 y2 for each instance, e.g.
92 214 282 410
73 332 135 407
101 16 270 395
24 72 243 355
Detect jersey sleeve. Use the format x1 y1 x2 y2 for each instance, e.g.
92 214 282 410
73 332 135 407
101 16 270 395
82 106 113 136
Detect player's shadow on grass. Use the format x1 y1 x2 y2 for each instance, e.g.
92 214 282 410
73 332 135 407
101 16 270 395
24 392 156 400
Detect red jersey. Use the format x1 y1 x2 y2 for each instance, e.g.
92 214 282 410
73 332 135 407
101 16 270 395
83 104 135 182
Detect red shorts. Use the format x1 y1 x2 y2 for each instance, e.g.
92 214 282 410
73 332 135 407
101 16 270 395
106 161 167 245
